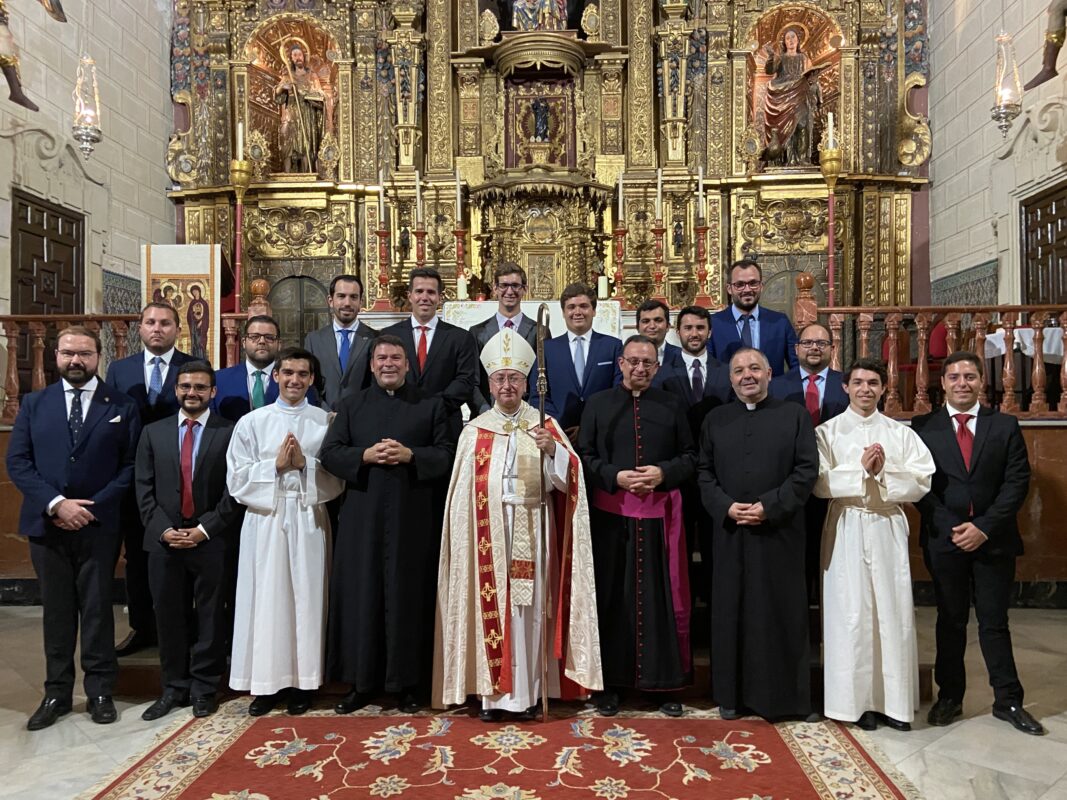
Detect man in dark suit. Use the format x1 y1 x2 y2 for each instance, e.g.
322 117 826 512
635 299 684 387
7 326 141 730
304 274 376 410
769 321 849 607
708 259 798 377
913 351 1044 736
469 262 544 414
105 302 195 656
528 282 623 436
213 315 285 421
381 267 478 433
136 361 245 721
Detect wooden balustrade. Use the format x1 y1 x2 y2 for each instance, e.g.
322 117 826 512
793 274 1067 419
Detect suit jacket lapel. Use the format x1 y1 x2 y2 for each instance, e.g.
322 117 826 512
342 329 370 382
969 408 993 472
518 316 537 345
318 327 342 385
936 409 969 475
580 333 598 389
47 384 74 454
73 389 114 454
421 323 445 374
193 418 218 475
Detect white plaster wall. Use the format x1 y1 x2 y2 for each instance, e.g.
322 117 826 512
0 0 174 315
929 0 1067 295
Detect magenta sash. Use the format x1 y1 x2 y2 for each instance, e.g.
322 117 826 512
590 488 691 673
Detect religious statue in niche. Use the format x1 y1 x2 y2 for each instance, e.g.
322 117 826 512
531 97 550 142
0 0 66 112
512 0 567 31
1026 0 1067 89
761 28 826 167
274 39 335 172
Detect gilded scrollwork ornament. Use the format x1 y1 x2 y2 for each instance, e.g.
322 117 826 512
897 72 931 168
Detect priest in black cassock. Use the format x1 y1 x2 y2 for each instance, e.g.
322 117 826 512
320 334 455 714
577 335 696 718
698 346 818 722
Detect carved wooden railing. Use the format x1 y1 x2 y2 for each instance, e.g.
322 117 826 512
793 273 1067 419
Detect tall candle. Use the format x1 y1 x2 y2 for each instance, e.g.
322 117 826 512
655 168 663 219
455 174 463 226
697 165 705 220
415 170 423 224
378 169 385 220
236 122 244 161
617 172 624 224
597 275 609 299
457 275 468 300
827 112 835 145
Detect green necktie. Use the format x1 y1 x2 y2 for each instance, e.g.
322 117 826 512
252 370 266 409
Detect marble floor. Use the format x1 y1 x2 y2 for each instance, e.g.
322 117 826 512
0 605 1065 799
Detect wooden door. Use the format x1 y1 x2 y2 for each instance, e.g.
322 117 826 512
9 190 84 393
1022 184 1067 305
268 275 330 350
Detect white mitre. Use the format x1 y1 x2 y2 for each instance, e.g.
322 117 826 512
480 328 535 376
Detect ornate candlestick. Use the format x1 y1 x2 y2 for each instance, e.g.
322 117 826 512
414 221 427 268
819 142 842 307
454 227 468 299
694 218 711 307
371 226 393 311
229 158 252 313
650 218 668 303
612 224 628 306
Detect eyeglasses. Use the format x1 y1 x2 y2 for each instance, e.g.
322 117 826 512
798 339 831 349
496 282 526 293
176 382 212 392
489 374 525 386
57 350 96 360
729 280 763 290
245 333 278 343
622 358 657 370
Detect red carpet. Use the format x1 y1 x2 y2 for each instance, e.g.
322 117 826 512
90 701 918 799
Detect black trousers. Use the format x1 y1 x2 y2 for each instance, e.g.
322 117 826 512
29 529 120 699
923 545 1024 707
121 506 156 638
148 545 228 698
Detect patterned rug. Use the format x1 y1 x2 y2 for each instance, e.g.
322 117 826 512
87 700 919 800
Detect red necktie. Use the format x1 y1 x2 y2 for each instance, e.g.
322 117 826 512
180 418 198 519
954 413 973 470
504 319 515 329
417 325 429 371
805 373 821 426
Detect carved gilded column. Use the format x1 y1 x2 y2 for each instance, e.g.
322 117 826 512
705 29 728 177
458 0 478 50
729 48 748 176
595 55 626 156
386 0 426 170
206 2 232 185
335 59 356 182
838 46 859 174
626 0 655 169
602 0 622 46
353 5 380 181
656 0 691 165
455 59 482 157
893 191 911 304
426 0 454 173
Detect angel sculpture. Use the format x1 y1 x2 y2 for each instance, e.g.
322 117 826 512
0 0 67 112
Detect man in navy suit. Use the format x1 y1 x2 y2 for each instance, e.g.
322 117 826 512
7 326 141 730
708 259 798 377
636 299 684 387
769 322 849 608
105 302 194 656
529 283 623 437
213 316 283 422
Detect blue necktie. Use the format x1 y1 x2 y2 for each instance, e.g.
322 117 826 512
338 329 352 373
68 388 83 442
148 356 163 405
573 336 586 388
740 314 754 348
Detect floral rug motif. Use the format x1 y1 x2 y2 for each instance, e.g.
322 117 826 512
87 701 918 800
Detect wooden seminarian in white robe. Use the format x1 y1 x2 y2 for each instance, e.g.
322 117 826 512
815 390 935 727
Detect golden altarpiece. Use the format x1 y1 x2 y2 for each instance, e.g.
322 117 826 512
165 0 930 331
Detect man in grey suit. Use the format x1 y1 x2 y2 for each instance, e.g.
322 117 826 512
469 263 547 414
304 275 377 410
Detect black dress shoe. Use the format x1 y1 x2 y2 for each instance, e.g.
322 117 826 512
880 714 911 731
142 693 188 721
855 711 879 731
287 689 312 715
249 693 281 717
87 696 118 724
718 706 744 720
660 702 684 718
992 704 1046 735
335 688 372 714
479 708 505 723
398 693 422 714
927 698 963 727
517 705 539 721
192 695 219 718
596 691 619 717
115 630 156 658
27 697 71 731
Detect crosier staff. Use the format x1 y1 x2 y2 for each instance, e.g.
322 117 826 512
278 41 313 170
536 302 551 723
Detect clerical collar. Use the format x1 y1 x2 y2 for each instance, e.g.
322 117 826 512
275 396 308 410
745 402 757 410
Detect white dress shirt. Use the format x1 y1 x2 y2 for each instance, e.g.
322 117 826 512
334 320 360 355
496 311 525 332
143 347 176 387
245 359 275 398
946 401 980 436
411 315 439 352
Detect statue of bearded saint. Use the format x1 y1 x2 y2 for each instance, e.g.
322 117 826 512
512 0 567 31
0 0 67 112
274 42 334 173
